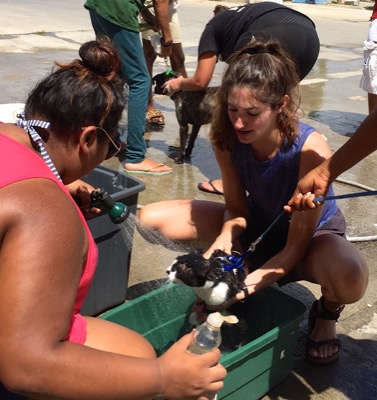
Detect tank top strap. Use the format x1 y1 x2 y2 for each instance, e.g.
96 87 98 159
16 114 62 182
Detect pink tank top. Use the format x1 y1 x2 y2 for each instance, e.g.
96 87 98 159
0 132 98 344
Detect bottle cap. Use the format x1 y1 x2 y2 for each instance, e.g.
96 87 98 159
207 312 239 328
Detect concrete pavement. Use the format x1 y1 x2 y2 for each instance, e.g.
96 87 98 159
1 1 377 399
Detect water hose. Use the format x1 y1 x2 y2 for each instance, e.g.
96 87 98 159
90 188 130 224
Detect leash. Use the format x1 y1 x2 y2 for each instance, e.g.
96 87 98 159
219 210 286 272
219 189 377 271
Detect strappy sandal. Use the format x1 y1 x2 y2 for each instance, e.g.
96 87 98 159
146 108 165 125
306 296 345 365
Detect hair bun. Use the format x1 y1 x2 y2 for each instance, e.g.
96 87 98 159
79 36 121 79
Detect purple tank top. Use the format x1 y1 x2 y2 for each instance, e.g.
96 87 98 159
231 121 337 233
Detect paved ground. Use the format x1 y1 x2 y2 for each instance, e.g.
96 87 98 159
1 0 377 399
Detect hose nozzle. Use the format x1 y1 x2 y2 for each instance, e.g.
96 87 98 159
90 188 130 224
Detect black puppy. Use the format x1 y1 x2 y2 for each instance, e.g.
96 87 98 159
166 249 247 306
152 71 218 164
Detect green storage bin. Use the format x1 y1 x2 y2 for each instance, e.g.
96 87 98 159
100 284 306 400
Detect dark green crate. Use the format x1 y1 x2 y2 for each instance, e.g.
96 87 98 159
100 284 305 400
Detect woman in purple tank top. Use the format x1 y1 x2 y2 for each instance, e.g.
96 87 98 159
138 37 369 365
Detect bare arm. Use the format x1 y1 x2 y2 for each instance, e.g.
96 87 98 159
204 147 249 257
152 0 172 58
164 52 217 92
286 109 377 212
0 179 226 399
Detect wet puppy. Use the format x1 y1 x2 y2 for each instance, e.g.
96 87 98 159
152 71 218 164
166 249 246 306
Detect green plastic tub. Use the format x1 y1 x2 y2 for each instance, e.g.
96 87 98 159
100 284 305 400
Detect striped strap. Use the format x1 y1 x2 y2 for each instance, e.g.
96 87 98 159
17 114 62 182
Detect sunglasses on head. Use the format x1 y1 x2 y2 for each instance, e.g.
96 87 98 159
82 126 122 160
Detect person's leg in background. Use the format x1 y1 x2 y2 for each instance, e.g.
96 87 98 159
142 1 187 126
88 9 172 174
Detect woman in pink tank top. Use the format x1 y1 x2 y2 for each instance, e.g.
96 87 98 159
0 37 225 399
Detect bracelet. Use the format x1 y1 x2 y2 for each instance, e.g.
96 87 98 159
161 38 173 47
241 285 248 300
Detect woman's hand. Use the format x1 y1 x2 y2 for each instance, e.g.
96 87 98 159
66 179 101 218
157 332 227 399
162 75 184 95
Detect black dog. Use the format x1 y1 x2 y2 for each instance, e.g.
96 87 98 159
166 249 247 306
152 71 218 164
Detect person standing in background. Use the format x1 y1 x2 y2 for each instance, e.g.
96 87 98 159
84 0 173 175
140 0 187 126
360 0 377 113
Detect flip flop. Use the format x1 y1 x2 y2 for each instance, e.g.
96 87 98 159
146 108 165 126
125 163 172 176
197 180 223 195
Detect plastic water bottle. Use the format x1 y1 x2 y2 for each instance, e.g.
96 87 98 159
188 312 223 355
188 312 238 400
151 34 162 54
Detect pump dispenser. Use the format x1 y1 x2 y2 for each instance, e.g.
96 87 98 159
90 188 130 224
188 312 238 355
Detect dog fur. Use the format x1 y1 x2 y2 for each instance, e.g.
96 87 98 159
152 71 218 164
166 249 247 306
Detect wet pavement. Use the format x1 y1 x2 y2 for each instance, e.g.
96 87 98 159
1 0 377 398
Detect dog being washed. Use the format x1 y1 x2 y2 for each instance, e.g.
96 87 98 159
152 70 218 164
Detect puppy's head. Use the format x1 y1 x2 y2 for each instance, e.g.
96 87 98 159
152 70 180 95
166 249 228 288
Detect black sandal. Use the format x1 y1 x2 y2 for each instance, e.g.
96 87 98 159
306 296 345 364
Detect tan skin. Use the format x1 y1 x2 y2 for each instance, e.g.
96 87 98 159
0 123 226 399
138 88 369 362
285 107 377 212
163 52 217 93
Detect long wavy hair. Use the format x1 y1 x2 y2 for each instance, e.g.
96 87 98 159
211 37 302 152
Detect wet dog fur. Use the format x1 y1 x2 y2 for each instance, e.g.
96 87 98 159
152 71 218 164
166 249 247 306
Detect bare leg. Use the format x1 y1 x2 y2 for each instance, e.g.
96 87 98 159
170 42 187 78
368 92 377 113
85 317 156 359
142 38 164 124
137 199 225 244
296 233 368 362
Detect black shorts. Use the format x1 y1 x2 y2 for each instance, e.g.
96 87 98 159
239 208 346 286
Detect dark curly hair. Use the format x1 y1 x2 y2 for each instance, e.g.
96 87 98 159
211 37 302 152
24 35 125 141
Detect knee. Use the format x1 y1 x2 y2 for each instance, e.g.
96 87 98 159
136 204 165 243
335 256 369 303
137 205 159 229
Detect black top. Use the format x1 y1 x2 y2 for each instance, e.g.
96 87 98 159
198 2 316 62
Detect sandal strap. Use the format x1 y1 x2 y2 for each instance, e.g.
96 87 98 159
317 296 345 322
306 337 341 351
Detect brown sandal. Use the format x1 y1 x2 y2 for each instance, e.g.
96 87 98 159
306 296 345 364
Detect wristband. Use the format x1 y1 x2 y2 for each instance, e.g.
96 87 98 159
161 38 173 47
241 285 248 300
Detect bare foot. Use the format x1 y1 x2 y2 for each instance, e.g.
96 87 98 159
124 159 172 175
